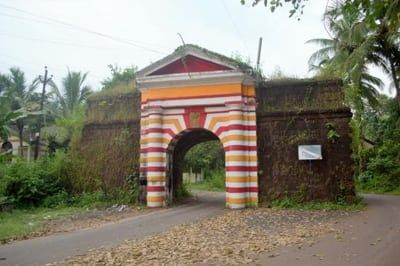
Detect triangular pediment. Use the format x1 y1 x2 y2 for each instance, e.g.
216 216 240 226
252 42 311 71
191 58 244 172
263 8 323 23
148 55 232 76
137 44 251 78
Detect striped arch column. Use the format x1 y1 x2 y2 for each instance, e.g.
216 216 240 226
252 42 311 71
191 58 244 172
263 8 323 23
243 98 258 207
140 106 167 207
223 102 257 209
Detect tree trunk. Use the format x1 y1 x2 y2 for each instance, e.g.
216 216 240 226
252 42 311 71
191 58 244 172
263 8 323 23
388 58 400 102
18 124 24 157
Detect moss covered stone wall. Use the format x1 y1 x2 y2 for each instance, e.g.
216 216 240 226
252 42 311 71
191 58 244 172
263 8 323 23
74 79 355 203
72 91 141 192
256 80 355 202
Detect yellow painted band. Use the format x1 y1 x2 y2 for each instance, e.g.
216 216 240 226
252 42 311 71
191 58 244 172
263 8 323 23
225 155 257 162
208 114 256 131
140 118 183 133
147 196 165 202
142 83 253 102
147 176 166 182
226 197 258 204
140 157 166 163
226 176 258 183
140 137 170 145
221 135 257 143
242 85 256 97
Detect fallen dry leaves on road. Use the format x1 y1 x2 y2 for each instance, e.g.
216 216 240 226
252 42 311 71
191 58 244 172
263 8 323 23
54 208 351 265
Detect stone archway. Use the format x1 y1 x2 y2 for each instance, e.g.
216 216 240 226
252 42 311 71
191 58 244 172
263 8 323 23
166 129 222 202
137 45 258 209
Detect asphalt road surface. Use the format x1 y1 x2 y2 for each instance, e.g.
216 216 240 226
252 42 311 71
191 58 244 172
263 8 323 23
0 192 226 265
1 193 399 266
258 194 400 266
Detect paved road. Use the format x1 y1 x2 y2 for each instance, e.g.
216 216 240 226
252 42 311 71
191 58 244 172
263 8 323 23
0 192 226 266
1 193 399 266
258 194 400 266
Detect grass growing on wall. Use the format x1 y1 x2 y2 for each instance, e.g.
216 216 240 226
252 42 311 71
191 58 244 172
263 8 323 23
70 86 141 193
257 80 345 113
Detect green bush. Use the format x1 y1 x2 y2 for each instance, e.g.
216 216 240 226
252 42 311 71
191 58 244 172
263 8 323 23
357 99 400 193
206 169 225 190
0 150 141 209
0 151 74 206
41 191 70 208
174 181 191 201
189 169 225 192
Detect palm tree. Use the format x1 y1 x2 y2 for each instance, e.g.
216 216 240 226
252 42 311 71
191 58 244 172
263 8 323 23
307 3 382 109
308 1 399 103
308 1 399 177
42 70 91 152
4 68 39 156
51 70 91 117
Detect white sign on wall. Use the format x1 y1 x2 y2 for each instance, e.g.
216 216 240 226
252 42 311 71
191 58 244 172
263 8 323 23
298 145 322 160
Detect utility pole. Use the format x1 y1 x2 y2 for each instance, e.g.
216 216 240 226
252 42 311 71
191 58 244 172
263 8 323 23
256 37 263 71
34 66 52 160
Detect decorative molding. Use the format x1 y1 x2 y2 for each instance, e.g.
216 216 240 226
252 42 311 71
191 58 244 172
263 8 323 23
137 71 254 91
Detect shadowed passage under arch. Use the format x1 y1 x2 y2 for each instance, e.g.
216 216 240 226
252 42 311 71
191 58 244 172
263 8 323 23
166 129 222 201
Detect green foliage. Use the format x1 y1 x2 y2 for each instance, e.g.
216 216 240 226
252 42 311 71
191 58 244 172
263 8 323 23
241 0 307 18
50 70 92 117
42 104 86 153
269 196 365 211
0 109 22 141
101 64 137 91
267 66 298 80
189 169 225 192
174 181 192 202
356 99 400 193
89 82 137 101
125 173 140 205
184 141 224 174
308 0 399 105
0 151 75 206
184 141 225 192
0 67 40 157
0 206 84 243
325 123 341 143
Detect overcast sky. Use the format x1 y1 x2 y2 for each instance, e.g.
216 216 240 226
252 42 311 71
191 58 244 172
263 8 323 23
2 0 386 94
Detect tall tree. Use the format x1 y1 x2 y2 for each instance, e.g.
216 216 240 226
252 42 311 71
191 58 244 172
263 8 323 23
307 2 383 108
51 70 92 117
3 68 39 156
246 0 400 99
101 64 136 91
308 0 399 177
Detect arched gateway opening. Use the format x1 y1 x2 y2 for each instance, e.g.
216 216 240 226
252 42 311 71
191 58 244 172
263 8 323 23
137 45 258 209
167 129 223 202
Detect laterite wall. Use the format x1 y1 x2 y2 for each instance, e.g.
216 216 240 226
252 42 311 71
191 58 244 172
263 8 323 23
72 91 141 191
77 79 355 203
256 80 355 202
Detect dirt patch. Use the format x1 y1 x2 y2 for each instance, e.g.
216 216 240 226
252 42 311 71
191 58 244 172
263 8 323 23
4 205 152 244
53 207 356 265
42 205 152 234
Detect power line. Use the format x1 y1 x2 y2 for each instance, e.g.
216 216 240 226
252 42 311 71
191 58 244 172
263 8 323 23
0 31 124 50
0 3 168 55
0 54 105 80
220 0 250 53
